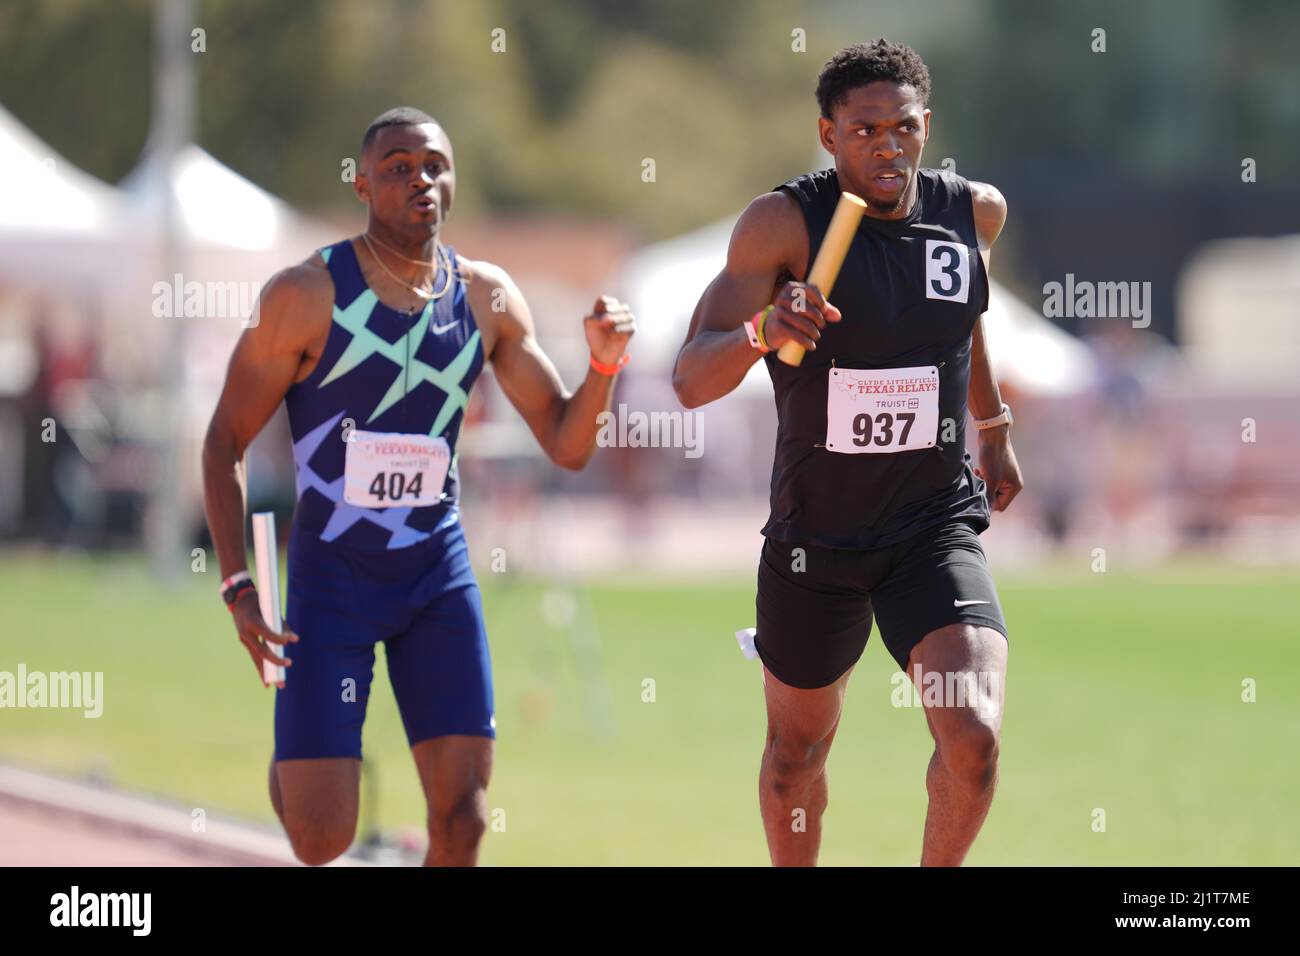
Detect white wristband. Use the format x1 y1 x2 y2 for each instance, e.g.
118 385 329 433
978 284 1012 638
973 402 1013 430
219 570 252 595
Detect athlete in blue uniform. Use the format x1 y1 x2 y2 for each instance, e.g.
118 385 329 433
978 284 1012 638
202 107 635 866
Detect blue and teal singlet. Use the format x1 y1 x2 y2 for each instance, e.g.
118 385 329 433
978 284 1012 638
284 238 485 551
274 238 496 761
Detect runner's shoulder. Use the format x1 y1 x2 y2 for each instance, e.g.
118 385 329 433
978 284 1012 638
254 252 335 338
737 189 804 235
456 255 526 328
455 254 513 292
967 180 1007 248
729 190 806 271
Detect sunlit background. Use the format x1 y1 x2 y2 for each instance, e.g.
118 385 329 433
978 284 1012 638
0 0 1297 866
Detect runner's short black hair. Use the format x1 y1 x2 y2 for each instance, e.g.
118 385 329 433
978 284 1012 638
815 39 931 119
361 106 439 154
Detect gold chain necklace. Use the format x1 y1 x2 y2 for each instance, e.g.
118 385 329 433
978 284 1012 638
361 232 453 301
366 230 439 267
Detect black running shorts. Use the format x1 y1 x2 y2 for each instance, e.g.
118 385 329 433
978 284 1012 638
754 516 1008 688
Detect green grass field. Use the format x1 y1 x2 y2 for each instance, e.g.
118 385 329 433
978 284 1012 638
1 551 1297 865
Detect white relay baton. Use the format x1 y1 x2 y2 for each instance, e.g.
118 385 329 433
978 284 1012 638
251 512 284 686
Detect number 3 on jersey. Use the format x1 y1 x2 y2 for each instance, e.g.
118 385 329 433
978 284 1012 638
925 240 970 304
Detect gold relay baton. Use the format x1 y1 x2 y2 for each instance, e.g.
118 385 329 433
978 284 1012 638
776 191 868 367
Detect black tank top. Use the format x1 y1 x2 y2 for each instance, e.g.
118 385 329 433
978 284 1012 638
762 167 992 550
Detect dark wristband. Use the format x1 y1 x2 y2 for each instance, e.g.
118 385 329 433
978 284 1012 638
223 579 257 608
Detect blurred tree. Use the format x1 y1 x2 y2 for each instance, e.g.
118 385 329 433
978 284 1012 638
0 0 1296 248
0 0 152 181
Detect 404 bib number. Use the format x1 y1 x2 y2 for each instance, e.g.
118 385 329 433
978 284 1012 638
826 365 939 454
343 430 450 508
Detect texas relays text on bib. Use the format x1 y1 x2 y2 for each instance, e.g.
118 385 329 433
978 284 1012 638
825 365 940 454
343 430 451 507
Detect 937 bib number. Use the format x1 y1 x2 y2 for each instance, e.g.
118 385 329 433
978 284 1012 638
344 430 450 508
851 410 916 447
826 366 939 454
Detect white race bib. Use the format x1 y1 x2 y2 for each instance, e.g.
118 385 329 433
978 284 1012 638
343 430 450 508
826 365 940 454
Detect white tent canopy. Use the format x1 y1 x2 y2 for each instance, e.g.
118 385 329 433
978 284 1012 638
111 141 338 334
0 102 133 291
0 102 335 298
120 143 328 254
0 100 338 391
0 103 124 237
622 214 1097 397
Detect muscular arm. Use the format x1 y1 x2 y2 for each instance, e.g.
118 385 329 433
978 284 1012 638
201 259 329 682
672 191 836 409
968 180 1008 422
466 261 633 471
966 180 1023 512
201 260 329 579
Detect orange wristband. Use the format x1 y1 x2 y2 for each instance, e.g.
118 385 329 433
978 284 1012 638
590 353 631 376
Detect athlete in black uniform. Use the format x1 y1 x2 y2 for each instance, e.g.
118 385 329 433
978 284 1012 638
673 39 1023 866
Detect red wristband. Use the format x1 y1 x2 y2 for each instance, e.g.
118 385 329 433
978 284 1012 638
590 353 630 376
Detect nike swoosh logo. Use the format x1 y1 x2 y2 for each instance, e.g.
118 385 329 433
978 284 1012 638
953 599 990 607
431 320 460 334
